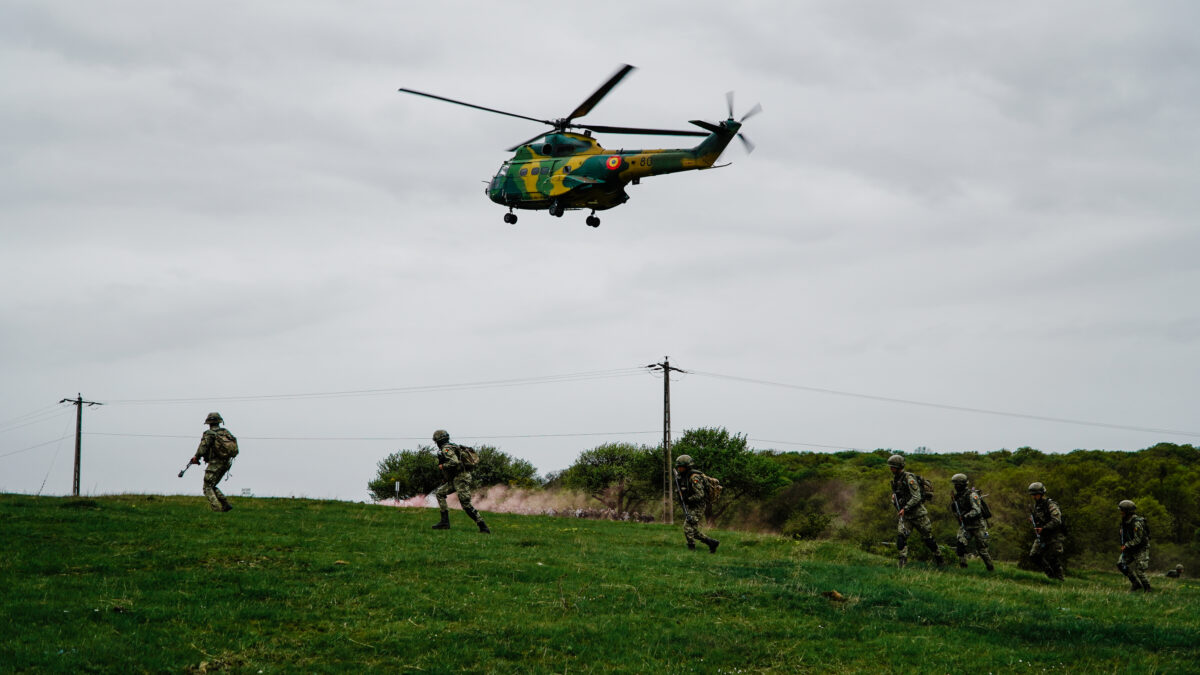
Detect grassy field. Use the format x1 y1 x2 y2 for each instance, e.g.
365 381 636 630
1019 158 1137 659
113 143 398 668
2 494 1198 673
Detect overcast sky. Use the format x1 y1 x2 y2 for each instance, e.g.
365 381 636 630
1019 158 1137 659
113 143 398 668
3 1 1198 502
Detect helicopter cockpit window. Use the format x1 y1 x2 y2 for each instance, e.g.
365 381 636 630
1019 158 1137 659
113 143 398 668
562 165 571 173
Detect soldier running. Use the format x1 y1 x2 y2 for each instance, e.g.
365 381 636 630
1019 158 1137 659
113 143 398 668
430 429 490 533
189 412 237 512
1117 499 1152 592
674 455 719 553
1028 482 1066 580
888 455 945 568
949 473 994 571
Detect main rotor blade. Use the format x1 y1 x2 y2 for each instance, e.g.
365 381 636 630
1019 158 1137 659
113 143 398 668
579 123 708 137
398 88 552 126
506 132 552 152
565 64 636 122
740 102 763 122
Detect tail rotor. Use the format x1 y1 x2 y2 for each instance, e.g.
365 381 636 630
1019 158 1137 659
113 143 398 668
724 91 761 155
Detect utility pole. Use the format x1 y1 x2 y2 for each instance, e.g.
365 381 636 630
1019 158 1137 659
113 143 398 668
647 357 685 524
59 394 102 497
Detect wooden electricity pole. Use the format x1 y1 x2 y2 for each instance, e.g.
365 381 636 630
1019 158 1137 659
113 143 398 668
59 394 102 497
647 358 685 524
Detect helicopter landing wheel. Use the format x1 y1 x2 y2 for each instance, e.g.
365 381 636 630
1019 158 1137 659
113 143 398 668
503 212 517 224
586 215 600 228
550 203 565 218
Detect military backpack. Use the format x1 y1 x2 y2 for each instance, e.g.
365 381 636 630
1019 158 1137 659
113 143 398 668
454 444 480 468
699 472 722 504
210 429 239 460
914 473 934 503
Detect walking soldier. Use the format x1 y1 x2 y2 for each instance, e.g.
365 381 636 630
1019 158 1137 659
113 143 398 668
949 473 994 571
1117 499 1152 592
189 412 237 512
1028 482 1066 580
430 429 490 533
674 455 720 553
888 455 945 569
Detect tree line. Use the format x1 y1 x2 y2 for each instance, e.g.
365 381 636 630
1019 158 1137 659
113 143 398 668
368 430 1200 573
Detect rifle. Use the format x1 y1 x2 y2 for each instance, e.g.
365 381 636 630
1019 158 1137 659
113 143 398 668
951 498 963 525
178 456 198 478
672 470 691 521
1030 514 1044 549
891 493 902 515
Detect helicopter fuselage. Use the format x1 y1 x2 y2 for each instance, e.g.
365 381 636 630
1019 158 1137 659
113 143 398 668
487 127 737 213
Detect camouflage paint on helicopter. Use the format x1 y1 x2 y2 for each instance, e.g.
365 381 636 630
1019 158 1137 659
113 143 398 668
400 64 758 228
487 125 741 215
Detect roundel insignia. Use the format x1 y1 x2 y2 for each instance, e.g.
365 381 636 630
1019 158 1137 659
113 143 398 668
606 156 622 170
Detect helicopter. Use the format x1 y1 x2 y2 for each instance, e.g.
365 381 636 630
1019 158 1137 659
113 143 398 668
398 64 759 228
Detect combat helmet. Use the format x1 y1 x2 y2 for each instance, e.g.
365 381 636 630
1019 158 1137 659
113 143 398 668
675 454 694 468
1027 482 1046 495
886 454 905 469
205 412 223 424
1177 564 1184 571
951 473 968 487
1118 499 1136 513
432 429 450 444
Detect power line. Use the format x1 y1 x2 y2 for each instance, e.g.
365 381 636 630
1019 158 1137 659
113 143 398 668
0 436 72 459
84 430 661 442
0 407 73 435
0 404 67 429
690 370 1200 439
100 368 647 405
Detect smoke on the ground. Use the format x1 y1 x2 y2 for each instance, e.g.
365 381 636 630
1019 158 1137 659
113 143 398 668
377 486 658 522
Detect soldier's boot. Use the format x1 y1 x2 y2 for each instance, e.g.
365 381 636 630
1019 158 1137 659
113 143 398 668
701 537 720 553
687 540 697 551
462 506 490 533
1127 578 1142 591
1051 565 1066 581
925 538 945 567
983 556 995 572
958 556 968 569
956 544 969 568
897 556 907 569
1140 579 1151 592
431 510 450 530
217 495 233 512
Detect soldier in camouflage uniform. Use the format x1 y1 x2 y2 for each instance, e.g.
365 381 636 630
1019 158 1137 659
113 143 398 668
1117 500 1151 592
1028 482 1065 580
888 455 945 568
1165 564 1183 579
189 412 235 512
430 430 490 533
675 455 719 553
949 473 994 571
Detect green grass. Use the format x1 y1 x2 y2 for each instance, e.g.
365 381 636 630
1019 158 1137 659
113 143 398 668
2 494 1198 673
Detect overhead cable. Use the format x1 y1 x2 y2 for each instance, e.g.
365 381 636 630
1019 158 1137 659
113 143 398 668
100 367 646 405
691 370 1200 438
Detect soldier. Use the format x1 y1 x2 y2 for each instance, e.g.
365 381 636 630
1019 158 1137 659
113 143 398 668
888 455 945 568
1117 500 1151 592
674 455 719 553
430 429 490 533
949 473 994 571
1165 564 1183 579
1028 482 1066 580
189 412 237 512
